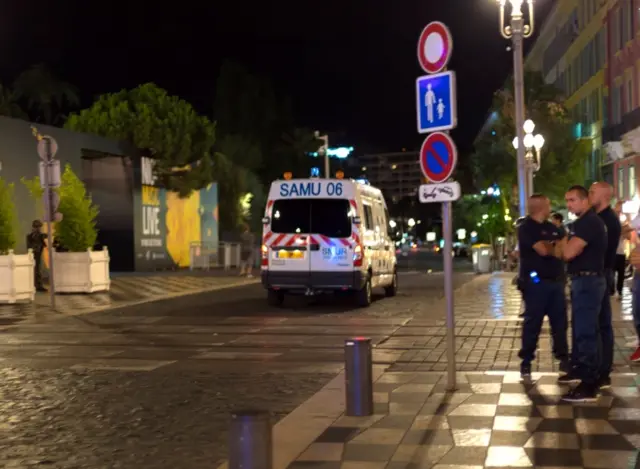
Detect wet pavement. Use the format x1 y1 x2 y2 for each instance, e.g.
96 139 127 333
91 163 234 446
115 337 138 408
0 271 475 467
287 371 640 469
0 269 638 468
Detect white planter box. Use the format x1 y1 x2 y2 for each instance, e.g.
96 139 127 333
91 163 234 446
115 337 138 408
0 250 35 303
53 247 111 293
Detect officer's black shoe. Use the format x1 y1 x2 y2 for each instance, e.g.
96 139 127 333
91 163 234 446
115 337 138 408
36 287 47 292
561 382 598 402
559 359 571 374
520 363 531 379
597 376 612 389
557 371 580 384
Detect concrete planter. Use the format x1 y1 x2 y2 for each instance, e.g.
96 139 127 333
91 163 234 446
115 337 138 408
53 247 110 293
0 250 35 303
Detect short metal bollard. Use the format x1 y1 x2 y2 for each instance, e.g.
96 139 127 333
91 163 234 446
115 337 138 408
228 410 272 469
344 337 374 416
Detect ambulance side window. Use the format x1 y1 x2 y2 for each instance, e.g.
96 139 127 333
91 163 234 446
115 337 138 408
384 208 393 238
363 205 374 231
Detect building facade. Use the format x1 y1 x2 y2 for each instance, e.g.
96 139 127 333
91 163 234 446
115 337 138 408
602 0 640 201
350 151 421 203
0 116 218 272
526 0 609 185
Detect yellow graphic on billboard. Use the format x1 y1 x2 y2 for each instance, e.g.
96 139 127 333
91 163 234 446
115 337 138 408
165 191 202 267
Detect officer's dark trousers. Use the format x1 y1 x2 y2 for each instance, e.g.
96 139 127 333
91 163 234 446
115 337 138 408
570 275 607 385
34 253 43 289
519 279 568 365
614 254 626 296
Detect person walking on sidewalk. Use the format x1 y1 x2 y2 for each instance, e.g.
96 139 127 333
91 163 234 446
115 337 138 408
517 195 569 379
626 213 640 361
559 185 607 402
239 223 255 278
613 201 631 299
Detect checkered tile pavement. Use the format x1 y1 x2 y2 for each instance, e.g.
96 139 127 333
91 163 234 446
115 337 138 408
287 372 640 469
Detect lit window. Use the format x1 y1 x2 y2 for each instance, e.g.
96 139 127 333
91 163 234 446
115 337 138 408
630 165 636 198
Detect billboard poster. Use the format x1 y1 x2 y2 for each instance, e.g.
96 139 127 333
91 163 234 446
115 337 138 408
133 156 219 271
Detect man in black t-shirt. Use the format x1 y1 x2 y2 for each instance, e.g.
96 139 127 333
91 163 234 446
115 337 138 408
560 185 607 402
517 195 569 379
588 182 620 388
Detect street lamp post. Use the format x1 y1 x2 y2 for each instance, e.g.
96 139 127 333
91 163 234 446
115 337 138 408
314 131 330 178
512 119 544 195
497 0 535 217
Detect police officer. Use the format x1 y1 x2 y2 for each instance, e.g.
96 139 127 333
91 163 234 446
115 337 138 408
551 213 566 236
589 182 620 388
26 220 47 292
560 185 607 401
517 195 569 378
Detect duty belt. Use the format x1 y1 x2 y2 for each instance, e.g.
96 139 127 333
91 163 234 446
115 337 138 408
570 271 603 277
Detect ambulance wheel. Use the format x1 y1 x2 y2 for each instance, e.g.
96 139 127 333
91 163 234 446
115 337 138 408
267 290 284 307
355 277 372 308
385 271 398 297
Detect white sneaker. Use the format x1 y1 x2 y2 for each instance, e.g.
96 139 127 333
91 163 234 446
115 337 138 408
625 337 639 348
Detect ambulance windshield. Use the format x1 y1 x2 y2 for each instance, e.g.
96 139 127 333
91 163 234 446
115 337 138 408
271 199 352 238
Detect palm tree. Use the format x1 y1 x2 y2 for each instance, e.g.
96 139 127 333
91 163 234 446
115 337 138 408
13 64 79 125
0 84 27 119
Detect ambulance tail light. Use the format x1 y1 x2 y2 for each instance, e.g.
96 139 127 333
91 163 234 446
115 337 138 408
353 244 363 267
261 244 269 266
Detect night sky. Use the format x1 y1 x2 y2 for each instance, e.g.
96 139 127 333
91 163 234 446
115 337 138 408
2 0 552 158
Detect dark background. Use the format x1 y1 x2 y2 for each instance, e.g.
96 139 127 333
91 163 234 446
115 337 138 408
1 0 553 159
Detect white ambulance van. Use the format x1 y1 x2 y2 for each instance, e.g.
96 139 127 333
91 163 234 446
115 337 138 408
260 176 397 307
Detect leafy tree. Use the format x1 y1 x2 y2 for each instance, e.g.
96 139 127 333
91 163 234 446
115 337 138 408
0 84 27 119
65 83 216 197
13 64 79 125
20 176 45 221
0 178 18 254
55 165 99 252
213 62 321 185
472 70 589 207
454 194 514 245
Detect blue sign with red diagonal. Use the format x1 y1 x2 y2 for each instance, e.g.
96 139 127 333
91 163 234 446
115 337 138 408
419 132 458 184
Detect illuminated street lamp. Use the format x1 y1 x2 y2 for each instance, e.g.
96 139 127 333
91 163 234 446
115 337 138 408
408 218 416 228
496 0 535 217
389 220 397 228
512 119 544 195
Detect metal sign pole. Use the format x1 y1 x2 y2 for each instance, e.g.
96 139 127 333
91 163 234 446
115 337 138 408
45 139 56 310
442 200 456 390
416 21 458 392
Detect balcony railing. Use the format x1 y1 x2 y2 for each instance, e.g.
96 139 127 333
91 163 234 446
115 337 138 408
602 107 640 143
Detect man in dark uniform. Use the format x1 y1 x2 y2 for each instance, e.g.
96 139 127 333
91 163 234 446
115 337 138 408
26 220 47 292
588 182 621 388
560 185 607 401
551 213 566 236
517 194 569 378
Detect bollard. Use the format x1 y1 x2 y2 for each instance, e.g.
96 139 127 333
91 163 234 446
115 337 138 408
344 337 374 416
228 410 272 469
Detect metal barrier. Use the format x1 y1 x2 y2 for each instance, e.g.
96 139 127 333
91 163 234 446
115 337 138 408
228 410 272 469
189 242 218 271
220 242 241 270
189 242 247 270
344 337 374 416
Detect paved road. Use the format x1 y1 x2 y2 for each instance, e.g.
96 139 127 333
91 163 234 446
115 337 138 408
0 270 475 468
396 249 472 273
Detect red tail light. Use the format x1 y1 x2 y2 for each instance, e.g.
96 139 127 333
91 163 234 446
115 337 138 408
353 245 363 267
261 244 268 266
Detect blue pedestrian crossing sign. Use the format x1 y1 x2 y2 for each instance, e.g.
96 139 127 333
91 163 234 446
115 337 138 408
416 71 457 134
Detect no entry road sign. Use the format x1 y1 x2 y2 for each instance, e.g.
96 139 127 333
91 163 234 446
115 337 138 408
419 131 458 184
417 21 453 74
